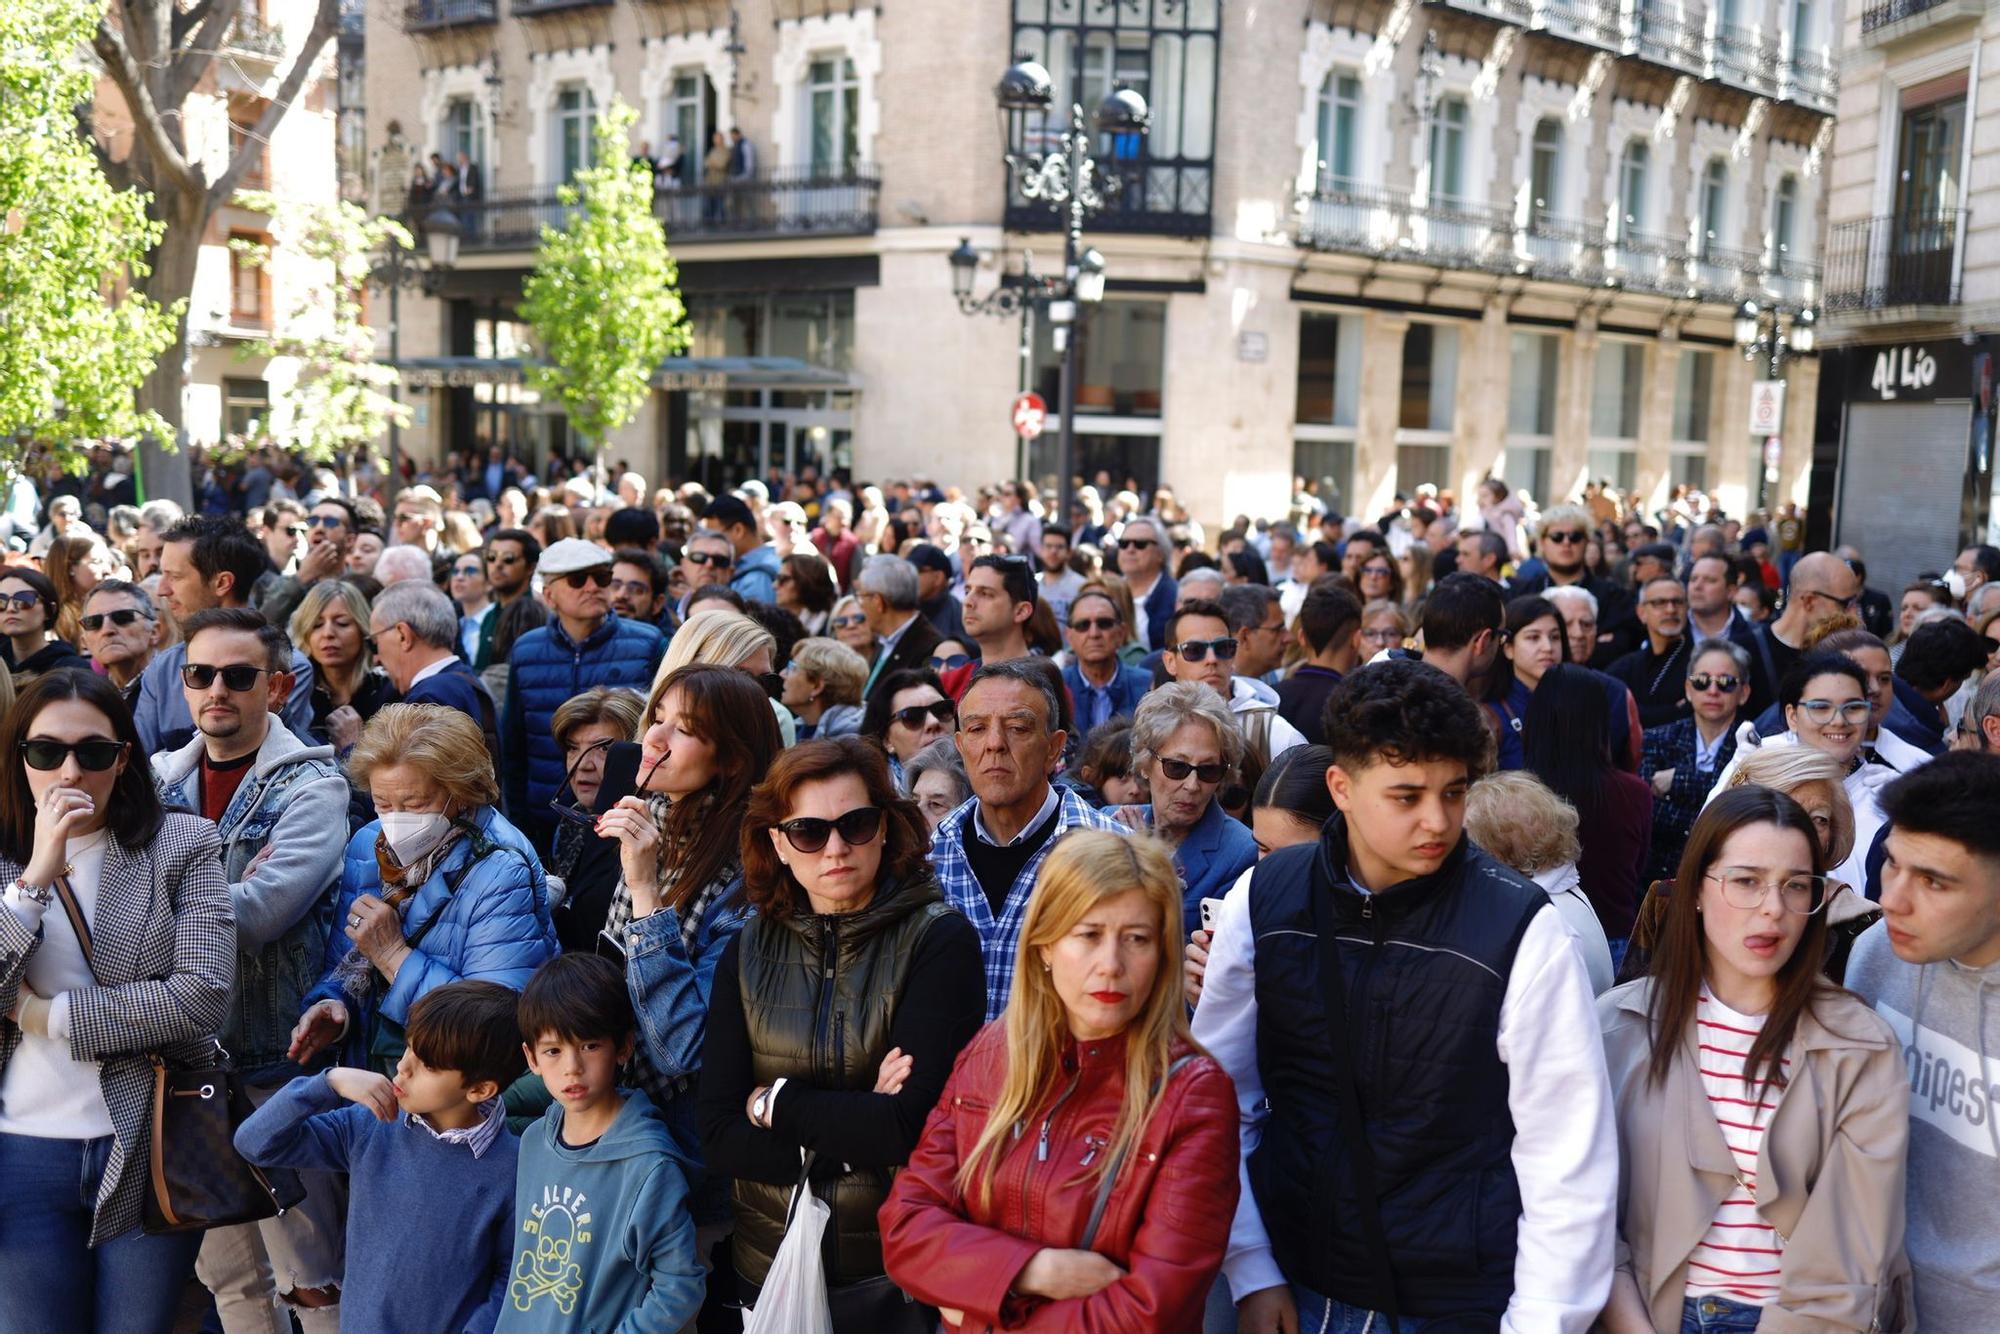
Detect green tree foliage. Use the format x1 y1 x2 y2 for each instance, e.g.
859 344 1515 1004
233 194 410 464
0 0 177 474
521 98 689 460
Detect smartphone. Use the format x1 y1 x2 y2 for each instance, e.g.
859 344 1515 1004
1199 897 1228 933
594 742 645 814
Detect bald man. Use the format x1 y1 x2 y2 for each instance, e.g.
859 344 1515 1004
1744 550 1862 717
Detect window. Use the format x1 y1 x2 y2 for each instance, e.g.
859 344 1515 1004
229 230 270 326
1618 139 1650 233
1296 311 1362 427
1031 300 1167 418
1508 332 1560 437
442 97 486 179
1772 173 1798 259
1789 0 1815 55
1400 323 1458 432
1674 349 1714 442
665 69 712 185
554 85 596 182
1428 96 1467 205
1591 340 1645 440
806 56 860 177
1530 119 1562 222
224 378 270 439
228 96 269 189
1698 157 1728 258
1316 71 1361 191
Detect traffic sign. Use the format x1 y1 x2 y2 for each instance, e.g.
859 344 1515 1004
1011 391 1047 440
1748 380 1786 436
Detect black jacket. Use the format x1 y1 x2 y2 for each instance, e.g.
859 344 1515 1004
863 613 943 712
1606 635 1694 729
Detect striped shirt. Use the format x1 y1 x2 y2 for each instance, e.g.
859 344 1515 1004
1685 989 1789 1305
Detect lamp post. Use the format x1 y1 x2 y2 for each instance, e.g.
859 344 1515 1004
951 60 1146 526
1734 299 1816 512
369 207 462 502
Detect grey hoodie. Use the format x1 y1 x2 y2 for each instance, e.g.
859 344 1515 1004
1845 920 2000 1330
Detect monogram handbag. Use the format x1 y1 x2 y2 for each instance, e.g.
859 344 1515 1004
51 874 305 1234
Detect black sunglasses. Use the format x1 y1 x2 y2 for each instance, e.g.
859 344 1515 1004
1543 530 1587 544
1070 616 1120 634
1159 756 1227 784
0 590 41 610
1688 673 1741 693
931 653 973 672
1174 637 1238 662
683 551 732 568
305 514 345 529
776 806 884 854
1117 538 1156 551
20 738 127 772
485 551 523 566
182 663 273 692
453 564 484 578
560 568 614 589
891 699 956 729
80 609 152 632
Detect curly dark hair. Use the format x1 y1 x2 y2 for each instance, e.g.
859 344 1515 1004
1321 658 1492 777
739 736 931 921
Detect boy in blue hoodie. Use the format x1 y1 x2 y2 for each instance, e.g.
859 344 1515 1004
498 953 704 1333
235 980 524 1333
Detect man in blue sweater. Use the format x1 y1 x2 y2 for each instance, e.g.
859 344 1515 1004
235 981 525 1334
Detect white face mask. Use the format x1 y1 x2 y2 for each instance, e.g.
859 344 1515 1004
1945 569 1969 602
378 811 453 867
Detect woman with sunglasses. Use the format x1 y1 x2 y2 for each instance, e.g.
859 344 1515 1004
0 569 87 689
0 671 232 1332
655 609 796 745
1121 683 1258 936
288 580 393 753
1596 787 1911 1334
863 667 956 789
546 686 647 953
1641 642 1752 885
828 593 876 660
699 737 983 1330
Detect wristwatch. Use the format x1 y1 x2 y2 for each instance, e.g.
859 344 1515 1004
751 1077 789 1128
6 879 54 908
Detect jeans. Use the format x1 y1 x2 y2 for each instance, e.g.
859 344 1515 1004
1289 1282 1430 1334
0 1131 205 1334
1607 936 1631 973
1682 1294 1762 1331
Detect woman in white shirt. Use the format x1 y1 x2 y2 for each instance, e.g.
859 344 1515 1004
0 670 233 1334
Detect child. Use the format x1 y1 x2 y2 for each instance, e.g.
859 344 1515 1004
235 980 525 1333
497 953 704 1333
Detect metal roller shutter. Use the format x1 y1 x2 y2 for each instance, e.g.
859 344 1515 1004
1836 401 1969 594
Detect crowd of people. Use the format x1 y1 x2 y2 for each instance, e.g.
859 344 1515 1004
0 456 1996 1334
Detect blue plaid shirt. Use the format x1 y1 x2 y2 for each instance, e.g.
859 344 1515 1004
929 785 1134 1020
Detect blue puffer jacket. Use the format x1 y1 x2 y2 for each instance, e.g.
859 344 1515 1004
501 612 666 820
304 804 558 1070
731 542 781 604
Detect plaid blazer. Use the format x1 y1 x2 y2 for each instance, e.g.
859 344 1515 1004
1639 717 1738 884
0 813 234 1244
928 787 1132 1021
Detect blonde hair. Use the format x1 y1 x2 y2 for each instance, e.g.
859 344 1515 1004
787 636 868 707
652 611 778 693
1465 771 1581 873
958 830 1200 1210
1722 745 1856 867
348 703 499 811
288 580 375 700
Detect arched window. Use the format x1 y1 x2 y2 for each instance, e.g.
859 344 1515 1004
1698 156 1728 257
1530 118 1563 222
1618 138 1651 233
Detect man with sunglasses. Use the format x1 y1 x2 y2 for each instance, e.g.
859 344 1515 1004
672 528 735 620
473 527 540 670
1061 587 1150 735
1164 598 1306 768
1745 551 1865 717
150 608 350 1330
80 580 160 707
1516 504 1636 667
256 497 362 632
499 538 665 851
1115 516 1178 651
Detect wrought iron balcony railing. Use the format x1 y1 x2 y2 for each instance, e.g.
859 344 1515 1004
403 0 499 30
1824 211 1965 312
222 12 286 59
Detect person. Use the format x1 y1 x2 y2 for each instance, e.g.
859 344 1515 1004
1686 552 1761 653
881 831 1241 1332
905 735 971 834
370 579 500 744
1276 580 1362 746
1220 583 1290 692
1597 787 1912 1332
1641 641 1751 884
448 548 495 664
700 495 779 604
0 568 87 687
864 667 956 783
1606 575 1694 729
775 551 837 635
1355 550 1404 610
828 592 875 659
953 553 1039 682
1127 682 1259 931
1888 578 1948 665
373 544 434 588
0 671 233 1331
1947 541 2000 605
1116 515 1179 650
289 704 558 1075
1894 617 1990 751
1161 598 1305 780
290 580 393 754
133 516 316 755
1485 593 1565 761
781 635 868 740
391 488 445 555
1813 626 1935 772
45 533 115 646
545 686 647 954
80 579 159 707
1464 771 1616 995
702 129 731 218
1358 598 1410 657
1455 529 1508 586
1522 503 1635 665
500 954 705 1333
930 659 1131 1020
345 529 385 579
234 981 524 1334
1061 585 1152 735
909 543 970 644
698 738 985 1327
673 527 737 620
1193 659 1617 1331
855 554 945 707
1070 717 1144 809
474 528 541 671
501 538 666 851
1745 552 1863 717
1036 522 1085 625
655 609 794 743
812 497 862 593
1847 752 2000 1329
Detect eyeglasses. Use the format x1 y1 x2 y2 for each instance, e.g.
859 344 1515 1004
891 699 956 729
20 738 127 772
1543 530 1587 545
305 514 345 529
1117 538 1156 551
1360 566 1393 580
181 663 273 692
1360 627 1403 646
776 806 884 854
1803 589 1862 611
453 564 484 578
283 524 307 538
1173 637 1238 662
1688 673 1741 693
0 591 41 610
559 568 614 589
683 550 733 568
775 573 796 585
80 609 152 632
1705 867 1828 915
1070 616 1121 634
831 614 868 629
1795 698 1872 726
1159 756 1227 784
485 551 522 566
931 653 973 671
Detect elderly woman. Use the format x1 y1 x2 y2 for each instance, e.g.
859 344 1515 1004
1124 683 1258 934
699 738 984 1329
782 635 869 740
828 593 875 660
0 569 87 686
289 704 557 1074
881 831 1240 1332
904 735 971 834
1465 771 1616 994
776 552 838 636
547 685 647 954
289 580 393 753
0 673 232 1330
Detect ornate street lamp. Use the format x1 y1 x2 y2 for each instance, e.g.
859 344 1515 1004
1735 297 1818 510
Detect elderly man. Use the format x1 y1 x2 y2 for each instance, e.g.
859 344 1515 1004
856 553 943 706
82 578 160 706
1062 585 1151 736
372 543 434 588
371 580 498 730
1607 575 1694 728
673 526 736 621
929 659 1131 1019
1116 515 1178 650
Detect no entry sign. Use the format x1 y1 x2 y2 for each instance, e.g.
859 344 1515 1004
1011 391 1047 440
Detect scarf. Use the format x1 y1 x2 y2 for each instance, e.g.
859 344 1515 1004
601 792 722 949
329 823 471 1003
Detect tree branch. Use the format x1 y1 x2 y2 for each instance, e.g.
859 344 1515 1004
206 0 338 210
171 0 221 47
92 17 199 198
167 0 246 114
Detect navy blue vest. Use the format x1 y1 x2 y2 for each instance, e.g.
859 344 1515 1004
1246 817 1546 1325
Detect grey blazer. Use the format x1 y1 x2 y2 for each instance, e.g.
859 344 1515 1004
0 812 234 1243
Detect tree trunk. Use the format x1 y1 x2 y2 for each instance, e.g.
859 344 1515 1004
134 190 206 509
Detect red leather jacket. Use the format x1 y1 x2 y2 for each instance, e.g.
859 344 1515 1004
879 1021 1239 1332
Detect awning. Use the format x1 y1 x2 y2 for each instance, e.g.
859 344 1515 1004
391 355 857 392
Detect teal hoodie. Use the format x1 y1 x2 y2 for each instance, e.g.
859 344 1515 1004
496 1090 705 1334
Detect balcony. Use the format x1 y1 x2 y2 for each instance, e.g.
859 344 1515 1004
1689 240 1766 299
1005 158 1212 239
1633 3 1708 74
1537 0 1626 49
1824 211 1965 315
403 0 498 30
222 13 286 61
1861 0 1986 47
436 165 882 253
513 0 613 13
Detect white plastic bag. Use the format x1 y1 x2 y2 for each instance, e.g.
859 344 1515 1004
743 1171 834 1334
